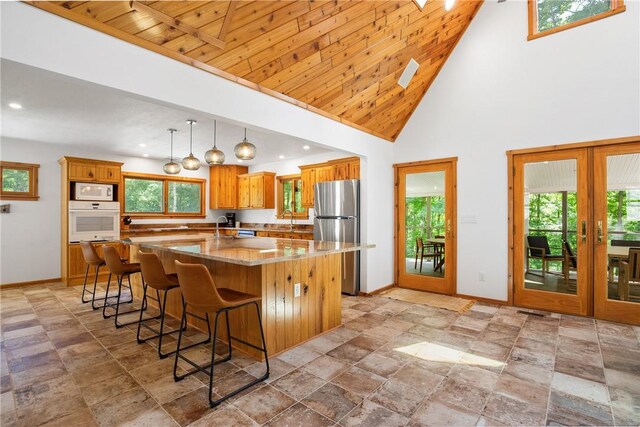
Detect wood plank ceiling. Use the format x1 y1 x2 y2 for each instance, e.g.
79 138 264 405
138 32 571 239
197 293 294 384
28 0 483 142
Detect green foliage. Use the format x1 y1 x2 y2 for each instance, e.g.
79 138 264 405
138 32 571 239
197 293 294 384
124 178 163 213
282 178 304 213
536 0 610 32
404 196 445 258
2 169 29 192
168 182 200 213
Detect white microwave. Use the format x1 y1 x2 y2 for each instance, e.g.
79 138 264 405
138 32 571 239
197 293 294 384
75 182 114 201
69 201 120 242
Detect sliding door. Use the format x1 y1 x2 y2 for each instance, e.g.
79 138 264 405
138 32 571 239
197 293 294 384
396 159 456 295
513 148 591 316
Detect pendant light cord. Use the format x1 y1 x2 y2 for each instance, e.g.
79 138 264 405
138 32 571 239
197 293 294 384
170 129 174 161
214 120 217 148
189 121 194 155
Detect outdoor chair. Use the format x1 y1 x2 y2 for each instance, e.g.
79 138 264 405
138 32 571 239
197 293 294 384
619 248 640 302
526 235 564 276
415 237 440 273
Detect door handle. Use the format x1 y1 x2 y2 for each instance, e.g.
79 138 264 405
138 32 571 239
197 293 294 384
446 219 451 237
581 220 587 242
597 220 603 244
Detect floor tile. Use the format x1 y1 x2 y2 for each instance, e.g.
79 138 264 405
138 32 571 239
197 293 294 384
189 406 256 427
234 385 296 424
302 354 350 380
89 386 158 427
551 371 610 405
161 386 213 426
331 366 386 399
355 352 405 378
339 399 409 427
271 369 326 400
482 392 546 426
409 399 480 426
302 382 362 421
546 390 614 426
609 386 640 426
431 376 491 413
265 402 333 427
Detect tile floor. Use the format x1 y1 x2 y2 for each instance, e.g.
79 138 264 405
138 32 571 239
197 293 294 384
1 282 639 426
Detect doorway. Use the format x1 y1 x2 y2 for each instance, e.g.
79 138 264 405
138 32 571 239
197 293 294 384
510 137 640 325
395 158 457 295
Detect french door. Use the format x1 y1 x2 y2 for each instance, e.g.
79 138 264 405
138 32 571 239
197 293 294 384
512 139 640 325
395 159 457 295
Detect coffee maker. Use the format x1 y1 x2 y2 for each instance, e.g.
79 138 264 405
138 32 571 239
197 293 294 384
224 212 236 228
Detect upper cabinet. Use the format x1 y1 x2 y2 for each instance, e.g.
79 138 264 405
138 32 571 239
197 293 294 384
299 156 360 208
209 165 248 209
62 157 123 184
238 172 275 209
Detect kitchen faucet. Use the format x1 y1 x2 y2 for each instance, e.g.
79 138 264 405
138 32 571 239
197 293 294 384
281 209 294 231
215 215 228 238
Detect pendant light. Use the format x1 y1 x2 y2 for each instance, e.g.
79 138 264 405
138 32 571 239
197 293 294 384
163 128 181 175
182 119 201 171
205 120 225 165
234 128 256 160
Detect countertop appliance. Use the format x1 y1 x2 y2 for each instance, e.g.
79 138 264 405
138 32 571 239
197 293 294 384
314 180 360 295
74 182 114 201
69 201 120 242
224 212 236 228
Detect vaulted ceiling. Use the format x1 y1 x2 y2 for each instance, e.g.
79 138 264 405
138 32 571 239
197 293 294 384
28 0 483 142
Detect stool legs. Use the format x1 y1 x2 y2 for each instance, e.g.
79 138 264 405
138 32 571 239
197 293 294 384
173 301 269 408
136 282 186 359
81 264 120 311
103 273 145 327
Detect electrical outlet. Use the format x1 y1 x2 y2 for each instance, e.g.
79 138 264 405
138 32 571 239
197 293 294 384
294 283 301 297
479 272 486 282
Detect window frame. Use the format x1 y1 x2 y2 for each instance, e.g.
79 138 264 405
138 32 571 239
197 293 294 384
527 0 626 41
0 161 40 201
276 174 308 219
121 172 206 218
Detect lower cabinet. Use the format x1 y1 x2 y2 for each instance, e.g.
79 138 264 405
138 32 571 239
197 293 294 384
256 231 314 240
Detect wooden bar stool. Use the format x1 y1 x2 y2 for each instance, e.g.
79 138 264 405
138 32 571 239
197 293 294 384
173 260 269 408
137 252 212 358
102 245 148 328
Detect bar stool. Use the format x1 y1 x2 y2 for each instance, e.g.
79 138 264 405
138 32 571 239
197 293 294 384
173 260 269 408
79 241 113 309
137 252 212 358
102 245 148 328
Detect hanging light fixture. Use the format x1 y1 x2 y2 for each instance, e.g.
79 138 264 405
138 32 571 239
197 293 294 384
234 128 256 160
182 119 201 171
205 120 225 165
163 128 181 175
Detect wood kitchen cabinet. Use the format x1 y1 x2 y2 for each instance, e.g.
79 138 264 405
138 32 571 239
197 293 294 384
256 231 314 240
237 172 275 209
299 156 360 207
66 158 122 183
210 165 248 209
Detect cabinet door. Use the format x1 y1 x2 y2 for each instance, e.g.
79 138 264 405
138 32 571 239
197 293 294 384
250 175 264 208
69 162 96 181
301 168 316 207
316 166 334 183
333 162 349 180
95 165 120 183
238 177 250 208
348 161 360 179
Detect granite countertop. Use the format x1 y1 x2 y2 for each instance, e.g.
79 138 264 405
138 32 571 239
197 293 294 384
121 234 374 266
121 226 313 235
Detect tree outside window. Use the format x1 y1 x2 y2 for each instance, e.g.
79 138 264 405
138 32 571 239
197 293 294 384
122 173 205 217
0 161 39 201
277 175 307 218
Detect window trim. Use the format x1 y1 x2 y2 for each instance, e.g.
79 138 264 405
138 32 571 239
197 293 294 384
276 174 308 219
527 0 626 41
0 161 40 201
121 172 206 218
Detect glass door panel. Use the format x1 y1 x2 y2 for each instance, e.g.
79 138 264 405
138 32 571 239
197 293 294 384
514 149 590 316
397 162 456 295
594 145 640 324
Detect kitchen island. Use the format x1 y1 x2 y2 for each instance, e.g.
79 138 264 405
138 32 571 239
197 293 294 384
123 234 372 359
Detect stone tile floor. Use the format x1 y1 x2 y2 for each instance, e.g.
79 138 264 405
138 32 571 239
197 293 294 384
1 282 639 426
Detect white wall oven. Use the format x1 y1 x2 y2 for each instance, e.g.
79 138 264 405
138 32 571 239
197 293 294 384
74 182 114 201
69 201 120 242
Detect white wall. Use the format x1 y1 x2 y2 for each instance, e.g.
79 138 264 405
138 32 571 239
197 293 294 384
0 137 212 284
0 2 395 292
394 1 640 301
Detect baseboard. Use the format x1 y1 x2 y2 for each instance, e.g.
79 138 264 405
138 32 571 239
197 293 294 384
455 293 509 306
0 277 63 289
358 283 396 297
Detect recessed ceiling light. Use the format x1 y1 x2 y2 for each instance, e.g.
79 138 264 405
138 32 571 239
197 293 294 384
445 0 456 11
415 0 428 8
279 155 285 159
8 102 22 110
142 154 149 158
303 145 310 150
139 143 146 147
398 58 420 89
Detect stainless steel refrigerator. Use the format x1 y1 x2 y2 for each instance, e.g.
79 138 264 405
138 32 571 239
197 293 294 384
314 180 360 295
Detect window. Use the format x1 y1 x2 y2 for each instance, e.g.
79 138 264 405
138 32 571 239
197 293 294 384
0 161 39 201
277 175 307 218
122 172 205 217
528 0 625 40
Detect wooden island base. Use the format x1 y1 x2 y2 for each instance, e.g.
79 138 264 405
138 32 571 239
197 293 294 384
129 245 343 359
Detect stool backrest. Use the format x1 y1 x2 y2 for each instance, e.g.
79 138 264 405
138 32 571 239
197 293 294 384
102 245 126 275
174 260 226 313
80 241 103 265
138 252 170 288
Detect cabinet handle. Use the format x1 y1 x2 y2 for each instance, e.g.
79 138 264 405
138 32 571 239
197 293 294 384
597 220 603 244
581 220 587 242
